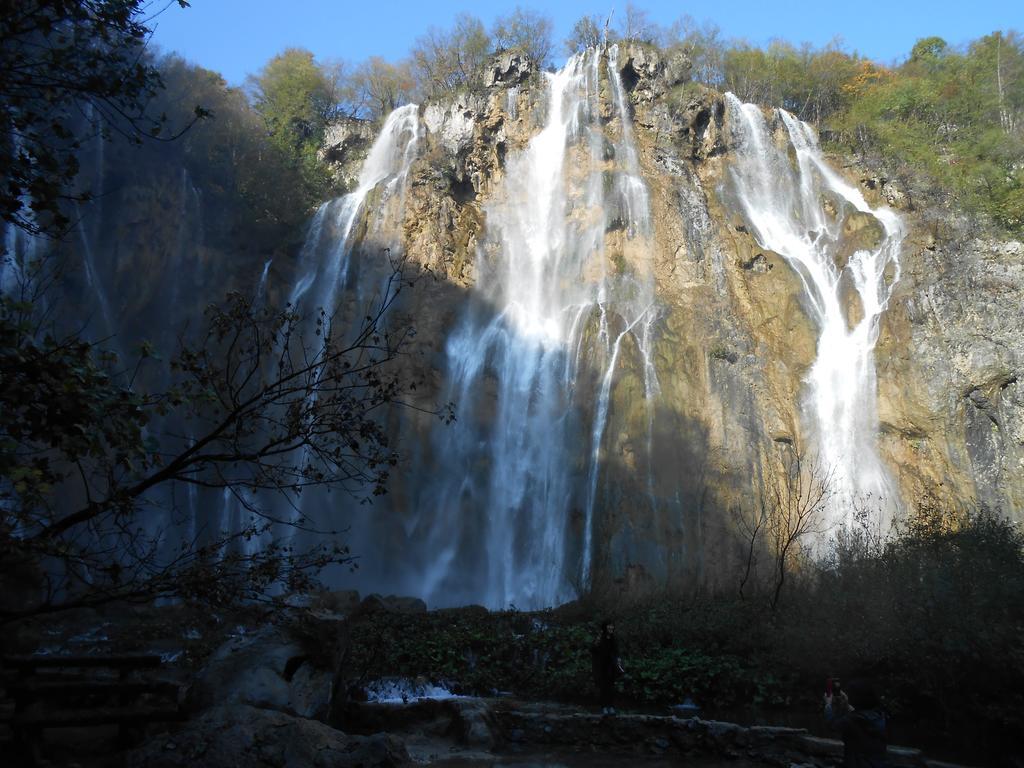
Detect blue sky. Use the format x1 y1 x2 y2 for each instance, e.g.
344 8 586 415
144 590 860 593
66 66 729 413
147 1 1021 85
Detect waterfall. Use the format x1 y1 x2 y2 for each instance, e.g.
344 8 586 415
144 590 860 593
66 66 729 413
1 221 39 298
76 205 118 342
412 46 658 609
71 103 121 345
289 105 421 314
257 258 273 303
505 86 519 120
723 94 904 531
277 105 421 537
2 128 42 299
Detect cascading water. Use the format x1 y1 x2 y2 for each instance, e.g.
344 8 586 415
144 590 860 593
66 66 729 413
279 104 421 537
72 105 121 345
76 204 118 342
257 258 273 303
1 220 39 298
2 129 42 299
723 94 905 531
410 46 658 609
289 104 421 314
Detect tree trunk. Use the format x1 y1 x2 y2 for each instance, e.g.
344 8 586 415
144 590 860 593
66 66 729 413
997 33 1012 134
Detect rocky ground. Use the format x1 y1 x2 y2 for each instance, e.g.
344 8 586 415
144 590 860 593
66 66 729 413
0 596 982 768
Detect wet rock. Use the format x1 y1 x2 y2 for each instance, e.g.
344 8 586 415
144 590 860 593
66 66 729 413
861 175 910 209
834 209 885 269
663 50 692 88
188 626 332 719
739 253 771 273
452 699 495 748
423 99 481 157
876 236 1024 510
125 704 410 768
616 43 692 103
321 118 376 188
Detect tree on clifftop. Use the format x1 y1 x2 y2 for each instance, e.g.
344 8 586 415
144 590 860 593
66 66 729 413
411 14 491 97
564 14 606 55
249 48 346 201
352 57 415 120
492 7 554 70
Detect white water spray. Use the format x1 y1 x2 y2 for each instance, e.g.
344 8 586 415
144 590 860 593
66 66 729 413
414 46 658 608
289 105 421 314
278 105 421 537
724 94 904 530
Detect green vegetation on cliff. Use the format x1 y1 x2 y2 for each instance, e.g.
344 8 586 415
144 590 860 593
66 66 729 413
674 26 1024 234
287 10 1024 236
834 33 1024 232
249 48 345 204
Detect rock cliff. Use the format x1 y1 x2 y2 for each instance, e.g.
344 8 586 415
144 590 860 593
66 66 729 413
328 43 1023 598
49 43 1023 605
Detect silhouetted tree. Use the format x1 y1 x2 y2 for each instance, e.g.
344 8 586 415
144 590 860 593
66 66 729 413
0 0 204 237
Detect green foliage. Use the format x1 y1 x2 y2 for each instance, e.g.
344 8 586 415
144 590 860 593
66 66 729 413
832 31 1024 234
0 269 420 621
671 25 1024 234
346 603 781 710
249 48 342 204
345 508 1022 758
348 610 590 699
777 505 1024 756
722 40 862 126
0 295 150 515
909 36 949 67
152 56 319 244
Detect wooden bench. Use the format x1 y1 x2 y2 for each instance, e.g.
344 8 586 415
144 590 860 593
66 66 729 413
1 653 185 765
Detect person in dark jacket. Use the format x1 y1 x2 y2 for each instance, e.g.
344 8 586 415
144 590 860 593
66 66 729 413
824 678 888 768
591 621 623 715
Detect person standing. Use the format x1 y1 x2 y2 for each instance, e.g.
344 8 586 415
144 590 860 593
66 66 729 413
591 621 623 715
824 678 889 768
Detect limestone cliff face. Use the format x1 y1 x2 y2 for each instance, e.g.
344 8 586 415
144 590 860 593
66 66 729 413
876 237 1024 512
337 44 1023 593
51 44 1021 603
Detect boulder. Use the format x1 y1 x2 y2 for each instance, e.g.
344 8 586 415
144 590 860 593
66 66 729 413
125 704 410 768
188 626 333 719
451 699 495 748
357 594 428 616
313 589 362 617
